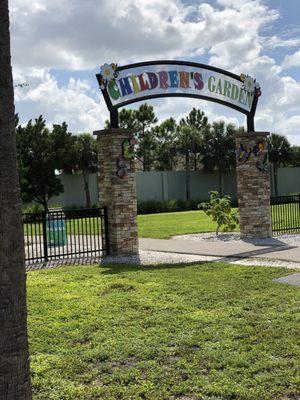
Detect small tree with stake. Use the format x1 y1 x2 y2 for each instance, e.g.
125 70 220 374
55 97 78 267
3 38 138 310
200 191 239 235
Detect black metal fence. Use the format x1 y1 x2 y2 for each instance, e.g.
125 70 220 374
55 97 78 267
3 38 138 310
23 207 109 265
271 194 300 234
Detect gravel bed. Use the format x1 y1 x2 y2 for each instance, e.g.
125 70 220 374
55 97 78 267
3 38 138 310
172 232 300 246
25 249 300 271
25 231 300 271
101 250 300 270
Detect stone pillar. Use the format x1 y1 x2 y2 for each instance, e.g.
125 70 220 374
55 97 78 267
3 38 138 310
94 128 138 256
235 132 272 238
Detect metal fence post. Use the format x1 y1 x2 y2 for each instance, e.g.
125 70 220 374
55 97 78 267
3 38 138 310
42 210 49 261
104 206 109 255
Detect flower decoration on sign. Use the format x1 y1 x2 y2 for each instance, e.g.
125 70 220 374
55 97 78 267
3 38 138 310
240 74 261 97
99 63 119 90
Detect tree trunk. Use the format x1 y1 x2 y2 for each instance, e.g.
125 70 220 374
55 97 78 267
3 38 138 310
218 170 223 197
274 165 279 197
42 193 49 213
194 152 197 170
0 2 32 399
82 169 91 208
142 147 147 171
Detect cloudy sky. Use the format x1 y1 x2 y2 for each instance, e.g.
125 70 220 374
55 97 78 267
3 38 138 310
10 0 300 144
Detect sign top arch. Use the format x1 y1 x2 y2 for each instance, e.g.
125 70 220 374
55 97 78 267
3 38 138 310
96 60 261 131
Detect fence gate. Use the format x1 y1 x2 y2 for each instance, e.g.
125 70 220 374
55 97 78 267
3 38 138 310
271 194 300 234
23 207 109 266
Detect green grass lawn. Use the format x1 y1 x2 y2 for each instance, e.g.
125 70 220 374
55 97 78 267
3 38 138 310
138 210 218 239
24 203 298 240
28 263 300 400
23 210 219 239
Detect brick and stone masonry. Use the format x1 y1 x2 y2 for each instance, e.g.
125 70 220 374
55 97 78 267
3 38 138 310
94 128 139 256
235 131 272 238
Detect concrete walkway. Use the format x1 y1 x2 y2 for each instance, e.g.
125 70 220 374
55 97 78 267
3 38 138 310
139 237 300 263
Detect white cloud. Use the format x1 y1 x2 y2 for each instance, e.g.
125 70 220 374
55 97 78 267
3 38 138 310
10 0 206 69
263 36 300 49
10 0 278 71
282 50 300 70
14 70 108 133
9 0 300 144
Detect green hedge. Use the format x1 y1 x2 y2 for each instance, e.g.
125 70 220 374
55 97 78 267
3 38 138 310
137 199 205 214
138 198 238 214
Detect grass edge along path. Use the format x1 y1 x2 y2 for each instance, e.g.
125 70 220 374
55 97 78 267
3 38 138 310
28 262 300 400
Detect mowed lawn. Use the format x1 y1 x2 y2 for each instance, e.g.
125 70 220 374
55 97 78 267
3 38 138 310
138 210 219 238
28 263 300 400
23 210 218 238
24 204 293 239
23 210 218 239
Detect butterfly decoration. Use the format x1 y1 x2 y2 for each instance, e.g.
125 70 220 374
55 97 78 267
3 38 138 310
252 141 264 157
236 143 251 163
116 159 128 178
256 154 270 173
236 141 269 172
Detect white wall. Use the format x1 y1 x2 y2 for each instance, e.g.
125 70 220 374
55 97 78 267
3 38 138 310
33 167 300 208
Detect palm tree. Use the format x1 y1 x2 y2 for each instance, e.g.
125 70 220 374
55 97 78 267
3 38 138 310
180 108 209 170
154 118 178 170
0 1 32 398
175 124 200 200
73 134 98 208
268 133 291 196
135 103 158 171
201 121 236 197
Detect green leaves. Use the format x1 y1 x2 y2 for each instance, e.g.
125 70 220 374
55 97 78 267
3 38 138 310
16 116 76 210
200 191 239 235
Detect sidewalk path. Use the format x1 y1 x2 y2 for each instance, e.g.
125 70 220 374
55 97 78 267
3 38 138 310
139 237 300 263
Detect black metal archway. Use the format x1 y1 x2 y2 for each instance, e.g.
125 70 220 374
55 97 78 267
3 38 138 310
96 60 261 131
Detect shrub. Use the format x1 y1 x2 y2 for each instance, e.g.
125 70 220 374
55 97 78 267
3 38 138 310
199 191 239 235
22 203 44 213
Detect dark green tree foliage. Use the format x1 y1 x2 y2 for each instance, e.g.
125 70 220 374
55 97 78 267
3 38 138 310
51 122 75 173
201 121 237 196
119 108 137 129
105 108 137 129
135 103 158 171
180 108 209 170
268 133 291 196
290 146 300 167
16 116 72 211
72 134 98 208
105 105 158 170
154 117 178 170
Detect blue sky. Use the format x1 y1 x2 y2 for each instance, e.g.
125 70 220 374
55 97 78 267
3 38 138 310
10 0 300 144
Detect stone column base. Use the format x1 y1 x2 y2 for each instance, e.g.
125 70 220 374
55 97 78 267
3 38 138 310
236 132 272 238
94 128 139 256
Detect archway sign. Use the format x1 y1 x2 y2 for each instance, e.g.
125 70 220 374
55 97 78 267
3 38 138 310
96 60 262 131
